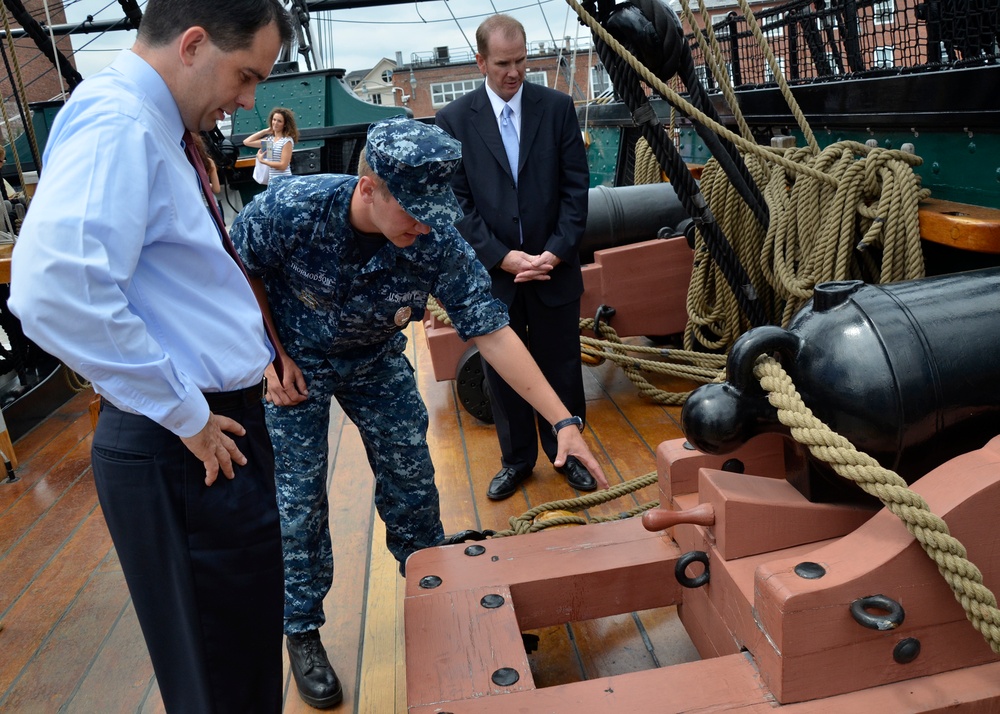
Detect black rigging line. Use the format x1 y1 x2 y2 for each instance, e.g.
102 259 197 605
2 0 82 90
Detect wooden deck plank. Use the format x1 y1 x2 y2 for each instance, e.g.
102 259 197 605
358 516 403 713
5 556 136 713
0 392 94 515
292 408 374 714
0 507 115 701
571 612 660 679
62 588 156 714
525 624 587 687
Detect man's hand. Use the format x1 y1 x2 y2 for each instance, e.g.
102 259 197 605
180 414 248 487
500 250 552 283
552 428 609 489
500 250 562 283
264 355 309 407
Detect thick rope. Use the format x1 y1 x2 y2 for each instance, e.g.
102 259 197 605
430 3 928 401
730 0 821 154
565 0 927 351
492 472 660 537
580 317 725 406
594 34 769 328
426 296 725 406
678 0 758 152
564 0 838 187
0 3 41 195
632 137 662 184
754 355 1000 653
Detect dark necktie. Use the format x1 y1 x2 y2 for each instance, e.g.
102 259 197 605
183 131 284 382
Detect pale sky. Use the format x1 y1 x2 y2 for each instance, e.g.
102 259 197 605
60 0 596 79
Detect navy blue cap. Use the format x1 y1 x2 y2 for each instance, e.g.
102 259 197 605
365 116 464 230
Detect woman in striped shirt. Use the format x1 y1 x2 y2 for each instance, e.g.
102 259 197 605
244 106 299 182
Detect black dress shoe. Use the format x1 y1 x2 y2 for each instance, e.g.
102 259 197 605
487 466 530 500
287 630 344 709
557 456 598 491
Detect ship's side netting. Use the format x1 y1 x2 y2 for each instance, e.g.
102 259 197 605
688 0 998 89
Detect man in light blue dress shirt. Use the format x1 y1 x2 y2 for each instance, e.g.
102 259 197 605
9 2 292 712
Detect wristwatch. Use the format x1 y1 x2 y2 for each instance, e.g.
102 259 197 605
551 416 584 437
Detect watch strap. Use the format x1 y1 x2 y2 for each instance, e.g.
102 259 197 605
551 416 584 436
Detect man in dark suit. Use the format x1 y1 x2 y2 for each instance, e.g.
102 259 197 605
436 13 596 501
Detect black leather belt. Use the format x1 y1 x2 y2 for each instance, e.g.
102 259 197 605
203 380 266 412
100 380 265 415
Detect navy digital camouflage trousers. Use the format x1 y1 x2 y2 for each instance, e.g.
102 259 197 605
266 346 444 635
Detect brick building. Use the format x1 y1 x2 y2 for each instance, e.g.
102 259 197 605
0 0 76 142
0 0 75 101
351 39 608 120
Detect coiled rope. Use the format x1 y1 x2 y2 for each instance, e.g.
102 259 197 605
568 0 928 375
491 471 660 537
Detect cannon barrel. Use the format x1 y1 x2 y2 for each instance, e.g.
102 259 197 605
581 183 689 263
681 268 1000 502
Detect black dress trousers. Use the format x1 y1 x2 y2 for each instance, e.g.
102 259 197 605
91 397 284 714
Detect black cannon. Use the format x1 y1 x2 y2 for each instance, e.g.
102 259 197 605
580 182 691 263
681 267 1000 502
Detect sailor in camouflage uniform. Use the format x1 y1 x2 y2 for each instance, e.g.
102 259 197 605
231 116 606 710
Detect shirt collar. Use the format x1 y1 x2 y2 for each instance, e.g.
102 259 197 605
484 81 524 120
110 49 186 146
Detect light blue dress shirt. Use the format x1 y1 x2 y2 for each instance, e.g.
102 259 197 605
9 50 272 438
484 82 522 139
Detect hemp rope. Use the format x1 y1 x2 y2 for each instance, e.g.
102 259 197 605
632 136 662 185
0 3 41 207
679 0 761 156
429 4 929 406
568 0 927 366
438 2 985 649
491 472 660 537
425 297 725 406
755 354 1000 653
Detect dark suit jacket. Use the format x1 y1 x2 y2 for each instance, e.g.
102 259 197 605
436 82 589 307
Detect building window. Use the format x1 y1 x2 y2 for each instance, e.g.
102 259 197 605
431 78 484 107
873 0 894 25
525 71 547 87
763 11 784 38
694 64 709 86
381 69 393 83
590 62 611 98
370 93 383 105
874 46 894 68
764 57 786 83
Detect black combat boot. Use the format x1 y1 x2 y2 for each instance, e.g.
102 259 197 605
286 630 343 709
